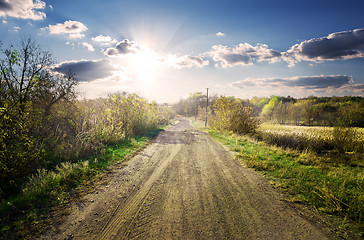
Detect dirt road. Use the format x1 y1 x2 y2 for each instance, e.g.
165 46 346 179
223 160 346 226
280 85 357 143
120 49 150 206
41 118 337 239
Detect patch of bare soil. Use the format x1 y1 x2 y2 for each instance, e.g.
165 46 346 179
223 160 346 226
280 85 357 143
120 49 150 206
40 118 339 239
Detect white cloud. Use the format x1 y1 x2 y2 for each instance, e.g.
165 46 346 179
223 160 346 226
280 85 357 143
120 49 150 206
68 33 85 39
216 32 224 36
92 35 117 46
42 20 88 39
104 39 141 56
0 0 46 20
8 25 20 32
163 54 209 69
338 84 364 95
208 43 281 68
2 19 7 24
81 42 95 52
65 41 75 47
284 28 364 67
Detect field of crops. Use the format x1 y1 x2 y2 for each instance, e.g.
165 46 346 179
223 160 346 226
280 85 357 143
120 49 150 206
257 123 364 155
260 123 364 141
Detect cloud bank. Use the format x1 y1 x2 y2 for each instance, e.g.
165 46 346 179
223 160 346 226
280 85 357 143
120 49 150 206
54 59 120 82
0 0 46 20
338 84 364 94
284 28 364 66
208 43 281 68
231 75 354 91
208 28 364 68
42 20 88 39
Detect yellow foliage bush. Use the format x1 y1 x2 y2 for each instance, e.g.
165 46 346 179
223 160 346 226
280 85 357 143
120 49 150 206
210 96 259 134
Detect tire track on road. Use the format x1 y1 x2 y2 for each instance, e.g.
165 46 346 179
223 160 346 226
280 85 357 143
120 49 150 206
98 143 182 240
41 118 339 240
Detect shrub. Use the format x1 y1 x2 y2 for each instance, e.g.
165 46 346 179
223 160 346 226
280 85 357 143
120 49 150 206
210 96 259 134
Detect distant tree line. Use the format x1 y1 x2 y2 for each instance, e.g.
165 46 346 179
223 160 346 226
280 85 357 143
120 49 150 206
173 92 364 131
251 96 364 127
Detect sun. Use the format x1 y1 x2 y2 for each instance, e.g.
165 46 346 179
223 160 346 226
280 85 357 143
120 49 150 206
130 49 161 83
110 43 164 100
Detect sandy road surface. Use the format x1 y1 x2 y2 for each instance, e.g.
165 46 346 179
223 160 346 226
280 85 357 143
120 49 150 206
41 118 337 240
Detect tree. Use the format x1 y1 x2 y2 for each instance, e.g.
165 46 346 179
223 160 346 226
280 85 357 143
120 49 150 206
0 38 76 113
0 38 77 197
250 96 269 113
261 96 282 122
172 91 206 118
189 92 205 120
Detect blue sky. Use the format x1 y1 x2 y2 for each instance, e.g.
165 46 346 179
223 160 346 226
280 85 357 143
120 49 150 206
1 0 363 103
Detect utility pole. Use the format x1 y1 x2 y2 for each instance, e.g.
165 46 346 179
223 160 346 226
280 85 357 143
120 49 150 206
205 88 209 127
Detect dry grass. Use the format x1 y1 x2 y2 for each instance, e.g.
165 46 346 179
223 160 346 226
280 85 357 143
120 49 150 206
256 123 364 156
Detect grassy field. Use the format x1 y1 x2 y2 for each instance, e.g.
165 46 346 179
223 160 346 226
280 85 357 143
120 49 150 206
0 127 164 240
256 123 364 161
259 123 364 144
190 119 363 238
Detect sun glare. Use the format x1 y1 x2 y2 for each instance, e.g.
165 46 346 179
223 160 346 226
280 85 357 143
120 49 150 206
124 48 163 100
130 49 161 82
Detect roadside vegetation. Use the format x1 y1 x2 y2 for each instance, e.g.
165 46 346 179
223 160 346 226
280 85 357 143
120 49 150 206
0 132 161 239
176 92 363 237
209 96 259 134
208 131 363 237
0 39 173 239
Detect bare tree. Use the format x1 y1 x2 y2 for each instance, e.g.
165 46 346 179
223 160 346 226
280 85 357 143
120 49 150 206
0 38 77 113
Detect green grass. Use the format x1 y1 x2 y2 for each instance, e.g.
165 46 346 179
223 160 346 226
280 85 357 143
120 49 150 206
208 130 363 238
0 127 164 240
